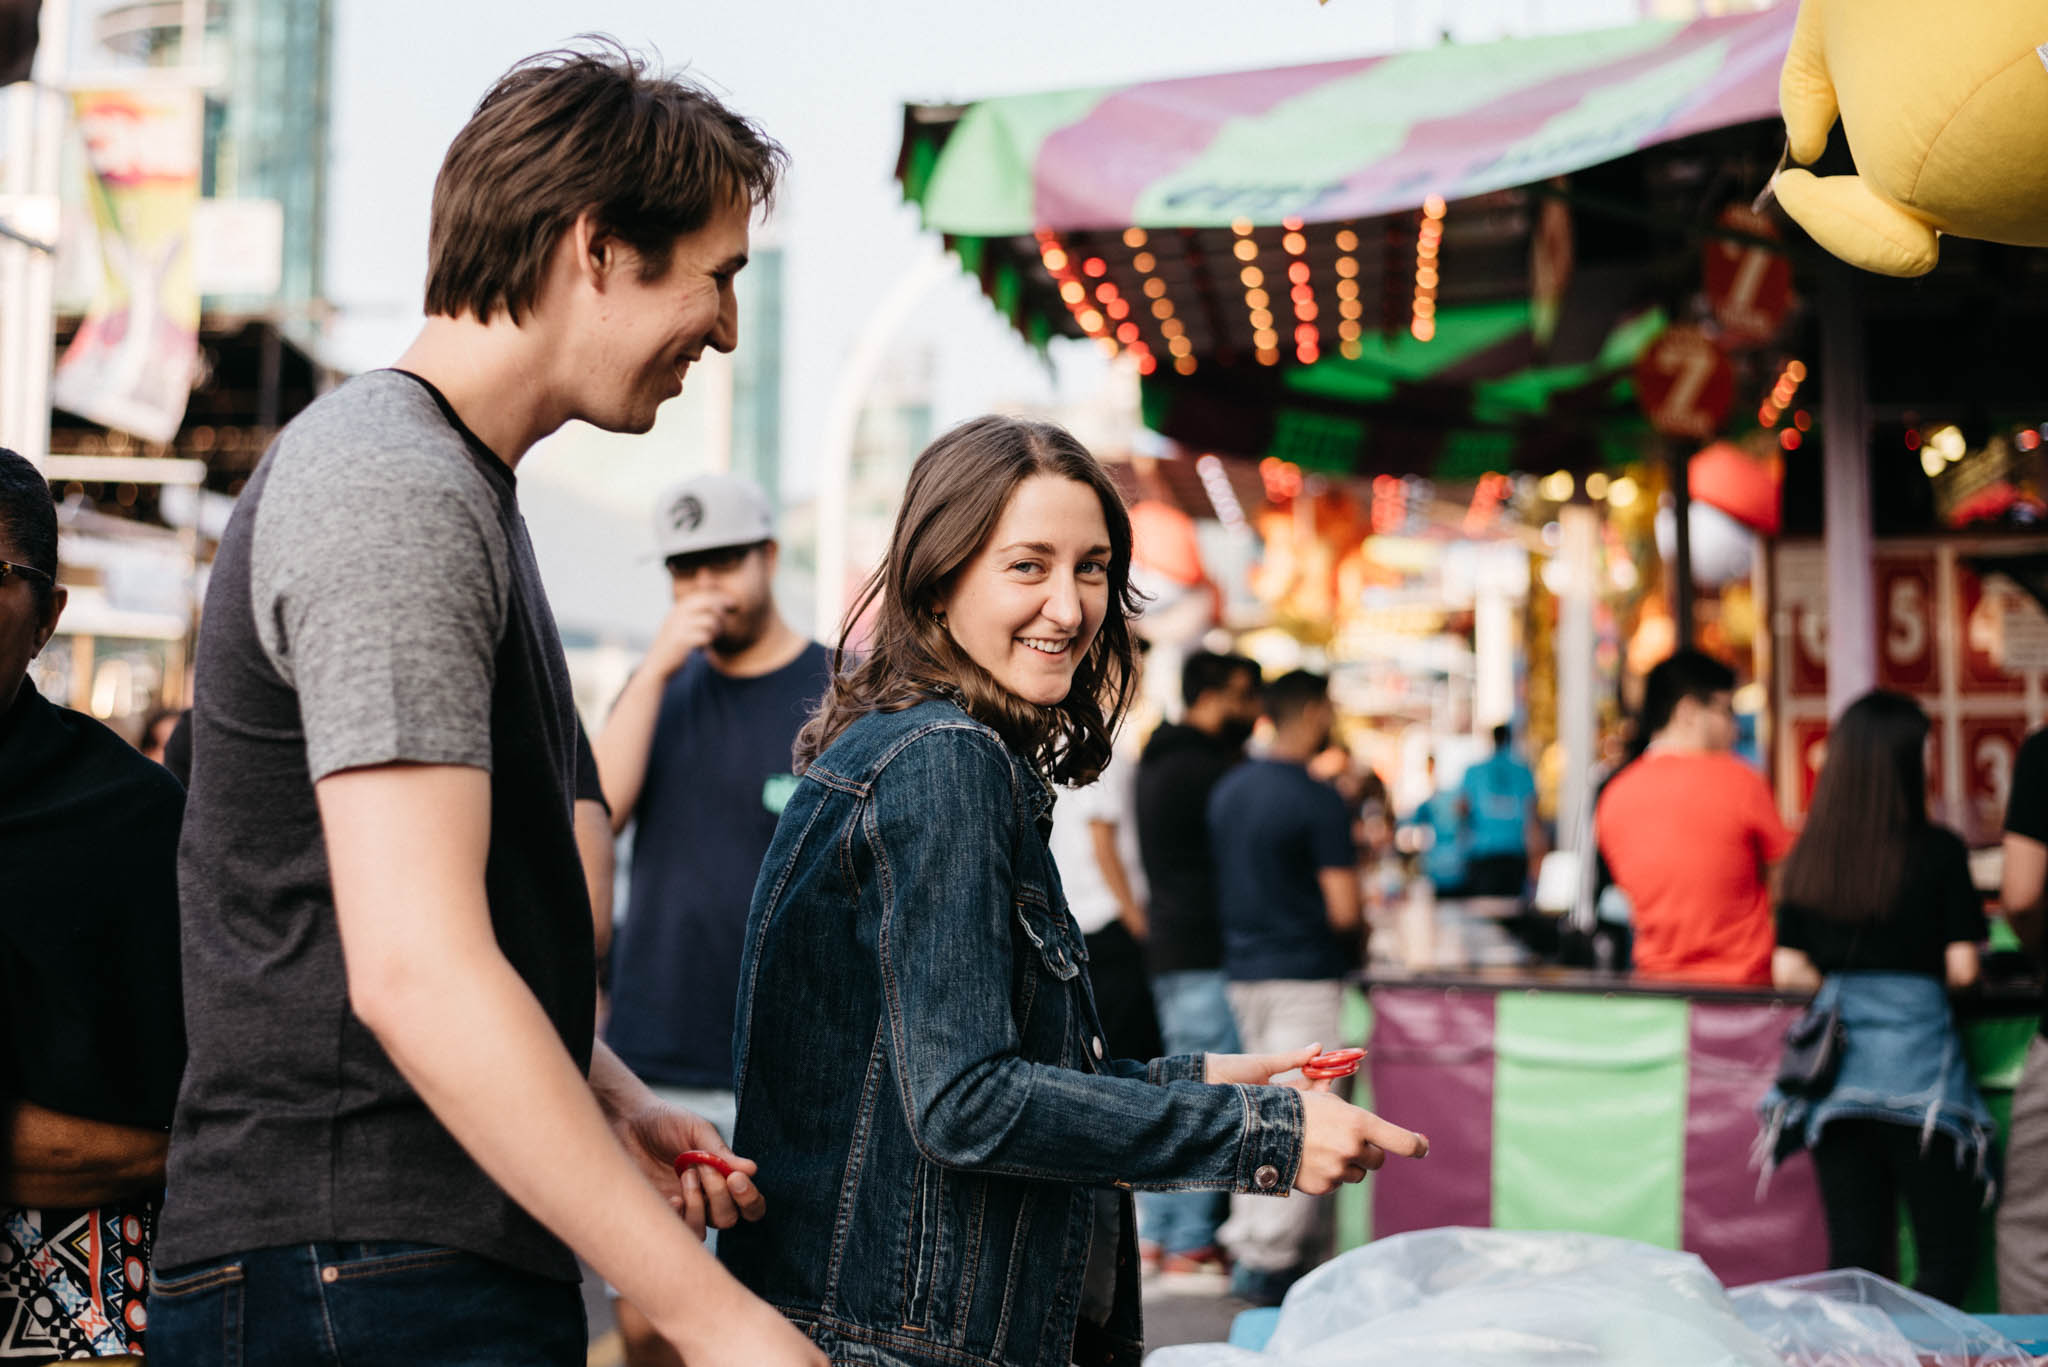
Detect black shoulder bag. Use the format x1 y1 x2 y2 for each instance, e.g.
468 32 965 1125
1773 921 1863 1099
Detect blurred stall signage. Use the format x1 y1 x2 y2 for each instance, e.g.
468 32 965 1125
1875 554 1938 692
1961 716 2028 839
1963 567 2048 684
50 87 202 445
1633 325 1733 439
1703 204 1791 345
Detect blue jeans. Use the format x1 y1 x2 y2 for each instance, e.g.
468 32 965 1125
146 1241 585 1366
1139 970 1243 1255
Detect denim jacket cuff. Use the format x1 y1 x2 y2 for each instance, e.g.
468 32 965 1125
1146 1053 1207 1086
1231 1084 1305 1195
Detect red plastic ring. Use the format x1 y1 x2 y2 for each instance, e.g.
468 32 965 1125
673 1149 737 1179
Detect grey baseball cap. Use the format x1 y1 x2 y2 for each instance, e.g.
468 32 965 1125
652 473 775 559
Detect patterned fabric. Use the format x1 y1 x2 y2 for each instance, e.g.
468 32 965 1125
0 1196 154 1359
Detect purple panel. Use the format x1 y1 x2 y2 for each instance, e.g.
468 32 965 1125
1329 8 1792 220
1683 1000 1830 1286
1033 58 1382 229
1368 987 1495 1238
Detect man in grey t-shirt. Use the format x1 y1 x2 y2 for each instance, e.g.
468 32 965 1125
150 45 824 1367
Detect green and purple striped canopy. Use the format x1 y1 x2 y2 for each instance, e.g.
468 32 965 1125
903 6 1794 236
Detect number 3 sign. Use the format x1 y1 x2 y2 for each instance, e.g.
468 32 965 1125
1634 325 1734 440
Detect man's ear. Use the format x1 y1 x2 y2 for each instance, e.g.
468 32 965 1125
34 586 67 655
571 211 612 290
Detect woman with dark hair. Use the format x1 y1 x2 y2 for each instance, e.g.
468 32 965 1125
718 416 1426 1367
1761 690 1995 1306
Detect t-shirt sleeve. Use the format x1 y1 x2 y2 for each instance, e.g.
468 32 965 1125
573 717 609 815
250 448 510 783
1744 765 1796 863
1310 784 1357 870
2008 729 2048 844
1934 830 1991 945
1773 899 1813 954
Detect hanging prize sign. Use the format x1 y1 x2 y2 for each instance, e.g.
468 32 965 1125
1634 324 1734 440
1703 204 1792 345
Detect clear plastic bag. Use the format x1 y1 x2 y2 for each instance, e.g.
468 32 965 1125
1145 1229 2032 1367
1728 1268 2032 1366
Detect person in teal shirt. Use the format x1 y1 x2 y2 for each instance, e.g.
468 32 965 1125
1459 724 1538 897
1407 754 1469 896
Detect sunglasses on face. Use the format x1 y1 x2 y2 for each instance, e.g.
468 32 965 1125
0 560 52 589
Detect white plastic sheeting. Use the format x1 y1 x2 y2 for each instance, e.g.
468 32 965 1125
1146 1229 2030 1367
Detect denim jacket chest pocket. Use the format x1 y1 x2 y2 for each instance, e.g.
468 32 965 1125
1012 867 1099 1075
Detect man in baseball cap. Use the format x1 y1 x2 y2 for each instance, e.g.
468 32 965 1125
591 472 832 1367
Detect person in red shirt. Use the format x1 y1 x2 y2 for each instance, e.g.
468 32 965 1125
1596 650 1793 985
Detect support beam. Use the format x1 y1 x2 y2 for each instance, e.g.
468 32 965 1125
1556 503 1598 853
1820 261 1875 714
1669 436 1695 649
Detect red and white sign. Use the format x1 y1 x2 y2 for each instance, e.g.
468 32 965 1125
1793 718 1830 807
1961 716 2030 845
1634 325 1734 439
1960 566 2028 695
1704 204 1793 345
1874 555 1939 692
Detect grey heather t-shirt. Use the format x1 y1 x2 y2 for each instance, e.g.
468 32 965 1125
160 369 597 1281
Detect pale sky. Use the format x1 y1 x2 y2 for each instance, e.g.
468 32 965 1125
322 0 1641 498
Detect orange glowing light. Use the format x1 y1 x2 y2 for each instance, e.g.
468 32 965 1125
1290 284 1314 304
1295 323 1319 345
1136 354 1158 375
1335 229 1359 252
1282 215 1304 231
1335 257 1359 278
1412 318 1436 342
1231 218 1254 236
1117 321 1140 344
1105 298 1130 320
1296 302 1319 322
1152 298 1175 320
1793 411 1811 432
1288 261 1311 285
1082 257 1107 278
1240 266 1265 288
1143 277 1168 299
1787 360 1807 382
1256 348 1280 366
1297 345 1320 365
1282 232 1307 255
1246 288 1270 309
1175 354 1197 375
1423 195 1447 219
1077 309 1105 332
1780 429 1802 452
1060 281 1086 305
1412 297 1436 318
1123 227 1148 248
1041 248 1068 272
1416 267 1439 289
1133 252 1156 273
1340 339 1363 360
1233 239 1259 262
1095 281 1118 302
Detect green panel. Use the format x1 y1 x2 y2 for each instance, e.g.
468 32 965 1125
1287 301 1532 395
1267 407 1366 474
917 87 1112 235
1336 988 1375 1254
1493 994 1688 1246
1965 1014 2037 1092
953 235 985 274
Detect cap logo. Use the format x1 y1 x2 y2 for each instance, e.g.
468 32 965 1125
669 494 704 534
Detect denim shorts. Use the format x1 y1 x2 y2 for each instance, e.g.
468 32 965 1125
146 1241 585 1367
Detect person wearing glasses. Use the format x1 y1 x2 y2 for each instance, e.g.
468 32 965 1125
1596 649 1793 985
1 447 186 1361
592 473 829 1367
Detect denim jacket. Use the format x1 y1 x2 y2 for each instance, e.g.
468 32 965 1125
720 699 1305 1367
1756 972 1998 1201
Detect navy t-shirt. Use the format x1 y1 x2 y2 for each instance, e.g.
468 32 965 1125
605 642 832 1088
1207 759 1356 982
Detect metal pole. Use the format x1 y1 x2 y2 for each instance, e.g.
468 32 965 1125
1557 502 1598 852
1820 260 1875 715
1669 436 1695 649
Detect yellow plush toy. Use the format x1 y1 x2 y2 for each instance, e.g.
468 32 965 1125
1774 0 2048 277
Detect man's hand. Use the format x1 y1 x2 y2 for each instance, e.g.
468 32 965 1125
644 590 735 679
611 1103 765 1240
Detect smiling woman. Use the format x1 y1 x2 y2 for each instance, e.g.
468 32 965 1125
724 416 1430 1367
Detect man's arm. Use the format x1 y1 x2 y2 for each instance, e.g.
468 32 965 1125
1088 819 1147 940
576 797 616 961
1319 867 1363 934
593 593 729 832
320 762 820 1366
1 1102 166 1208
2004 833 2046 958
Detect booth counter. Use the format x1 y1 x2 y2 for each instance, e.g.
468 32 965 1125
1341 967 2041 1313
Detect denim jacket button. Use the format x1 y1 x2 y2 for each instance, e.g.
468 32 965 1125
1092 1035 1105 1061
1255 1164 1280 1190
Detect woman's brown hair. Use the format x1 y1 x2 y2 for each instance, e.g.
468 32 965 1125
795 416 1141 786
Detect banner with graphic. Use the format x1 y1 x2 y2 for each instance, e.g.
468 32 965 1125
51 87 202 445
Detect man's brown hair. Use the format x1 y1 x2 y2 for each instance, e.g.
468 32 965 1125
425 38 786 324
